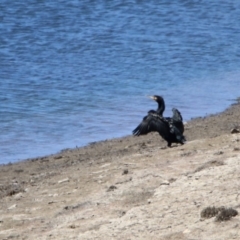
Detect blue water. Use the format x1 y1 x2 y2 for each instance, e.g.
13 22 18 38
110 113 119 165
1 0 240 163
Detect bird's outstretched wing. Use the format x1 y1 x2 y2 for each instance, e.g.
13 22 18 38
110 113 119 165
133 113 167 136
171 108 183 122
165 108 184 134
171 108 184 134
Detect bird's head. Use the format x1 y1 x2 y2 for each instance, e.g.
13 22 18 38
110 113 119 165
148 95 165 115
149 95 164 103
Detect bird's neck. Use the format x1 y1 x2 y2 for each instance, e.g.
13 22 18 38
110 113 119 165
156 102 165 116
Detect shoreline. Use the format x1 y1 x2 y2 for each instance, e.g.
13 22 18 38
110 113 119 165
0 100 240 239
5 97 240 165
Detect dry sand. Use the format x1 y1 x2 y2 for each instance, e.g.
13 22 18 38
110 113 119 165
1 100 240 240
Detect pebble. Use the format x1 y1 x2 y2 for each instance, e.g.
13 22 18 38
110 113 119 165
58 178 69 184
231 128 240 134
8 204 17 210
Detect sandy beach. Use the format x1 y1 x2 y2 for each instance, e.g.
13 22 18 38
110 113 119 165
0 100 240 240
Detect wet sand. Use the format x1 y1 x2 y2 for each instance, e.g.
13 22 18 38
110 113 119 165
0 100 240 239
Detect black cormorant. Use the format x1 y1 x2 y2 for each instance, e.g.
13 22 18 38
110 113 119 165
132 95 186 147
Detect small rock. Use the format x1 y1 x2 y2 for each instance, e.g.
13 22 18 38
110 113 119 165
8 204 17 210
231 128 240 134
183 229 191 234
48 193 58 197
14 192 23 200
69 224 76 229
100 163 111 168
121 211 126 216
122 169 128 175
58 178 69 184
214 151 224 155
160 181 170 186
107 185 117 192
168 178 177 183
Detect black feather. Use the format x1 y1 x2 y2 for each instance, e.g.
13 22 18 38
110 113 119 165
132 96 186 147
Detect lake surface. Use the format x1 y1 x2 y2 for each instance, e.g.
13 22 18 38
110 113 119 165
1 0 240 163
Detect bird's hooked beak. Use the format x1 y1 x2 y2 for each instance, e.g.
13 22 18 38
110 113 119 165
148 96 157 101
